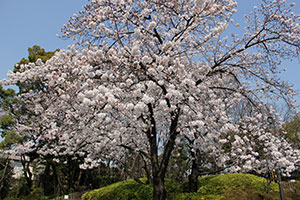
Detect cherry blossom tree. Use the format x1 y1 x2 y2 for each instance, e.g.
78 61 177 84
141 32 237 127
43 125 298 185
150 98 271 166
3 0 300 199
185 99 300 192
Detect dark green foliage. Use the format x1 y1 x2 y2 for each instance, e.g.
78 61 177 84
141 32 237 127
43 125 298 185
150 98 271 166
0 158 13 199
3 177 32 199
281 114 300 180
0 85 17 150
166 142 190 183
0 85 15 109
85 162 125 190
14 45 59 93
14 45 59 73
282 114 300 148
15 177 32 197
93 175 123 189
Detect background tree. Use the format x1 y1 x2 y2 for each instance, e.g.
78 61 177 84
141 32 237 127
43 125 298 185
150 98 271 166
282 114 300 148
0 84 17 150
0 45 59 194
14 45 59 93
2 45 123 196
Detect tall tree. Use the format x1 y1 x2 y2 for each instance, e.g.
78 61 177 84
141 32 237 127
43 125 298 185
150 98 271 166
3 1 300 199
0 45 59 190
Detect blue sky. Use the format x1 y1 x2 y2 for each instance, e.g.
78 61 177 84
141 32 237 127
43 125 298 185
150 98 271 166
0 0 300 105
0 0 88 79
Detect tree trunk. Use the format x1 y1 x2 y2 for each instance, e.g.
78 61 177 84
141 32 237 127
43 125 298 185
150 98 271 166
52 163 65 195
40 162 51 195
277 170 285 200
143 160 152 184
153 175 166 200
21 156 32 189
266 172 272 194
188 158 199 192
146 104 180 200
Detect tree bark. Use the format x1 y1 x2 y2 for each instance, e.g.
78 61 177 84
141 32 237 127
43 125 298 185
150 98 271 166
188 157 199 192
277 170 285 200
52 163 64 195
153 175 166 200
146 104 180 200
21 155 33 189
40 162 51 195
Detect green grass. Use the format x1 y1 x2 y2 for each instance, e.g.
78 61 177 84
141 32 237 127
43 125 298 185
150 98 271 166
81 173 300 200
196 173 279 200
198 174 278 195
81 178 181 200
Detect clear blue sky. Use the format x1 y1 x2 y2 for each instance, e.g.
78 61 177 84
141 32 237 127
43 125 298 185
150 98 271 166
0 0 88 79
0 0 300 105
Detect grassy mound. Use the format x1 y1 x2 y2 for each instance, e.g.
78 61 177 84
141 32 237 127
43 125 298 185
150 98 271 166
82 173 300 200
174 173 279 200
196 173 279 200
81 178 181 200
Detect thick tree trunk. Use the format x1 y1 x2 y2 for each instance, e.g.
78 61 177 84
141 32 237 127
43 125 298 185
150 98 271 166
153 175 166 200
146 104 180 200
